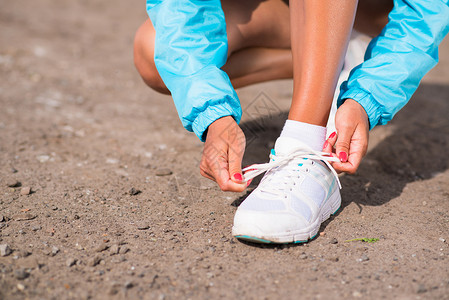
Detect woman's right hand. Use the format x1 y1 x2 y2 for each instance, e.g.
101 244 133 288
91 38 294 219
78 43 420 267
200 116 248 192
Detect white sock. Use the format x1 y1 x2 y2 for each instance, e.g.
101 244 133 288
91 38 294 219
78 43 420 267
280 120 327 151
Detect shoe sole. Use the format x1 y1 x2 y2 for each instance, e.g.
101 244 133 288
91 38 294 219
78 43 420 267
233 189 341 244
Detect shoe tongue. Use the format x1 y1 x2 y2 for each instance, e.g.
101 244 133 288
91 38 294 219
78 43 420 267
274 137 311 156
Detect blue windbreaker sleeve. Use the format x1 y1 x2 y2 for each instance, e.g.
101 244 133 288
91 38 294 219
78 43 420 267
338 0 449 129
146 0 242 141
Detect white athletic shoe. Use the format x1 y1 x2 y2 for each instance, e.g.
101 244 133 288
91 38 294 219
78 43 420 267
232 137 342 244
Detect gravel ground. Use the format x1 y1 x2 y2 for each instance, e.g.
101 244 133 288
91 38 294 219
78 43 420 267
1 1 448 299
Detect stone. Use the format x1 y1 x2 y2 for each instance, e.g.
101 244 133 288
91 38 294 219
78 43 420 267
20 187 31 195
31 226 41 231
109 244 120 255
13 213 36 221
6 180 21 188
14 269 30 280
51 246 60 256
88 256 102 267
417 284 427 293
358 254 369 262
95 244 109 253
66 258 77 267
119 246 129 254
18 249 31 258
0 244 13 256
155 168 173 176
136 222 150 230
330 238 338 244
129 188 141 196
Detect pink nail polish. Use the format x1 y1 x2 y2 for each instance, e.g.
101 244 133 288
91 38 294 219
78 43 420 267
339 152 347 162
329 132 336 139
246 180 252 187
233 173 243 181
323 141 329 149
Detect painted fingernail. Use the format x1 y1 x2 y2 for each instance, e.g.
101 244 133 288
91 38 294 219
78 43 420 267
233 173 243 181
323 141 329 149
246 179 252 187
339 152 348 162
329 132 336 139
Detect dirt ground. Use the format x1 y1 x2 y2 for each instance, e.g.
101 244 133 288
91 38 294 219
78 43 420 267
1 1 448 299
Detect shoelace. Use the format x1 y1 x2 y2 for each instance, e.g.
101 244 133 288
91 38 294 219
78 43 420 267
242 144 342 190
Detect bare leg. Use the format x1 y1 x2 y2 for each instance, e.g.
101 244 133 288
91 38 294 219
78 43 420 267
134 0 291 94
134 0 392 95
287 1 359 127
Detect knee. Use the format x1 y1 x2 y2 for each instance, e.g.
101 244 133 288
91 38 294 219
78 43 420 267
133 20 170 95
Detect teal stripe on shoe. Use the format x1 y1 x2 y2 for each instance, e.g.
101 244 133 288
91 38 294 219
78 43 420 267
235 235 273 244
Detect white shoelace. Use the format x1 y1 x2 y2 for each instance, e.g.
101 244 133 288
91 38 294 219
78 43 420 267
242 144 342 190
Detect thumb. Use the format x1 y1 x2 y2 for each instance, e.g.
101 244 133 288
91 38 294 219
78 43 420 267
335 126 355 163
228 145 244 183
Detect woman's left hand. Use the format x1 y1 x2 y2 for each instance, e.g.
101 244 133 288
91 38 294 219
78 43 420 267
323 99 370 174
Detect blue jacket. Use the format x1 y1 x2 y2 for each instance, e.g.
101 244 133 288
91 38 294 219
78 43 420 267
147 0 449 140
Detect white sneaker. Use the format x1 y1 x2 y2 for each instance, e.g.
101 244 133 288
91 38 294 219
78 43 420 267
232 137 341 244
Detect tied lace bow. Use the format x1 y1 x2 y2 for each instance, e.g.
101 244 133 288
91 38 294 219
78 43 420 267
242 144 342 190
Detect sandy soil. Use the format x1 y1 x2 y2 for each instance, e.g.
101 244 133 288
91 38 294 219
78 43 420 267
1 1 448 299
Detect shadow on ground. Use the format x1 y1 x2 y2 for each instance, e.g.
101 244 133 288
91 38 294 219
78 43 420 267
233 82 449 224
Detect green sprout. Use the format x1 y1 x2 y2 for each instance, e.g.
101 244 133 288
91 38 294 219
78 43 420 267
345 237 379 243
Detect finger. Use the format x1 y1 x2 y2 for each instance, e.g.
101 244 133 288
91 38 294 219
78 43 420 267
210 158 246 192
200 168 216 182
335 126 355 163
228 143 245 184
323 131 337 153
331 160 357 174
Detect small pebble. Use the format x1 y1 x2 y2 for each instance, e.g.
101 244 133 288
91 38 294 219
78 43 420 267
119 246 130 254
0 215 4 222
88 256 102 267
439 238 446 243
299 253 308 259
95 244 109 253
124 281 134 289
17 283 25 291
320 232 326 237
13 213 36 221
352 291 362 298
155 168 173 176
66 258 77 267
417 284 427 293
18 249 31 258
51 246 60 256
20 187 31 195
14 269 30 280
358 254 369 262
328 256 339 262
6 180 20 188
0 244 13 257
10 167 18 173
109 244 120 255
129 188 141 196
330 238 338 244
136 222 150 230
32 226 42 231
